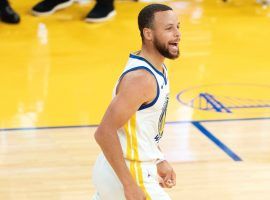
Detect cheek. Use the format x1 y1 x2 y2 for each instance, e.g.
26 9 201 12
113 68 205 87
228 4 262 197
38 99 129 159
156 33 170 45
155 29 167 38
163 32 174 43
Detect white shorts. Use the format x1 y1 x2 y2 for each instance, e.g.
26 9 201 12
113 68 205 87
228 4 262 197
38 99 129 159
92 154 171 200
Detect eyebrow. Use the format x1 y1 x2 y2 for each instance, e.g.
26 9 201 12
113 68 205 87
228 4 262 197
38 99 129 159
165 23 180 27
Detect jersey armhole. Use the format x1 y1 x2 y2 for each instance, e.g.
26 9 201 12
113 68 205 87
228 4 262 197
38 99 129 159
117 66 160 111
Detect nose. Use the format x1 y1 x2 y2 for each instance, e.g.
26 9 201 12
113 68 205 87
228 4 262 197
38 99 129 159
174 28 181 40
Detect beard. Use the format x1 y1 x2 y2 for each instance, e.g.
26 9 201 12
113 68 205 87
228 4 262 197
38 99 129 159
153 36 180 59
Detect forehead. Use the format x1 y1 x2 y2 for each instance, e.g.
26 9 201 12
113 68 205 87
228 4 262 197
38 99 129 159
153 10 179 26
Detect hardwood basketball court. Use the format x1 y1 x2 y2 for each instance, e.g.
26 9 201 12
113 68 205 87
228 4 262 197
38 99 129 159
1 0 270 199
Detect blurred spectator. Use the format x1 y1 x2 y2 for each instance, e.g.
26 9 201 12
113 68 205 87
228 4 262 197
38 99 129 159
31 0 116 23
223 0 270 5
0 0 20 24
257 0 270 5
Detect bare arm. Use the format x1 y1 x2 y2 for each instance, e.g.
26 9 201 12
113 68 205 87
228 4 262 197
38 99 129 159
94 70 156 196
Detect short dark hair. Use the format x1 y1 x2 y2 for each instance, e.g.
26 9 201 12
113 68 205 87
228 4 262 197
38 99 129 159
138 4 173 41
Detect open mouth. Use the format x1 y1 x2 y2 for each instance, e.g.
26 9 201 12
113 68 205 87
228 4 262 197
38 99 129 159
169 42 179 49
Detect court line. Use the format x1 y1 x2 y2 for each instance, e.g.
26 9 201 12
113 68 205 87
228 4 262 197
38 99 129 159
0 116 270 132
0 117 265 162
192 122 242 161
0 124 98 132
167 116 270 124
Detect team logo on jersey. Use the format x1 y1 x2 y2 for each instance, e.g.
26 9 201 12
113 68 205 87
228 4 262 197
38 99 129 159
155 95 169 143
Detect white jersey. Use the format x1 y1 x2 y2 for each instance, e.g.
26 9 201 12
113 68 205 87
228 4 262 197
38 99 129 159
92 53 172 200
114 53 170 162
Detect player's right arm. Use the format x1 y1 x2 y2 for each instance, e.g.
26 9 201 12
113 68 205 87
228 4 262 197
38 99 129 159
94 70 156 200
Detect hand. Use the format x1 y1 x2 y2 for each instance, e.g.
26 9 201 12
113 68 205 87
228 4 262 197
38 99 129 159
124 183 146 200
157 160 176 188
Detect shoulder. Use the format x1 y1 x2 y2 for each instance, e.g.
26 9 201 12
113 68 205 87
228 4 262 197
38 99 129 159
123 68 156 85
117 69 157 101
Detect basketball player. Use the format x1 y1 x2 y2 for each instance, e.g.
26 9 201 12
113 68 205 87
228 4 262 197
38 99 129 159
92 4 180 200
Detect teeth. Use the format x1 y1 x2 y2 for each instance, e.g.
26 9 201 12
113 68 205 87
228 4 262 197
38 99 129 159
169 42 178 47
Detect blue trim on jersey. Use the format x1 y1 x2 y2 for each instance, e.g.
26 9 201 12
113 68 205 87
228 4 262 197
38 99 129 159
163 64 167 71
129 54 167 85
119 66 160 111
162 64 168 80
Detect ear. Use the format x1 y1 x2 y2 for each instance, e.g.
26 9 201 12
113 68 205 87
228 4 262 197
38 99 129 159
143 28 153 42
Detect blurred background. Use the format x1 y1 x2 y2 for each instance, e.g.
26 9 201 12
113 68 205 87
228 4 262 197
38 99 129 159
1 0 270 199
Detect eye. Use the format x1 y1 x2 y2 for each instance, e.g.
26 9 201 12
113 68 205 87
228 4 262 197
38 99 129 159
177 23 180 30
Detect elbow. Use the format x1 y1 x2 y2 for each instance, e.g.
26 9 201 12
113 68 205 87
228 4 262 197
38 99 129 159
94 126 117 145
94 125 117 145
94 126 107 145
94 129 102 144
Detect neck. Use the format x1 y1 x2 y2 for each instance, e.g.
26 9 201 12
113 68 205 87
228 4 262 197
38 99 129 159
138 44 165 73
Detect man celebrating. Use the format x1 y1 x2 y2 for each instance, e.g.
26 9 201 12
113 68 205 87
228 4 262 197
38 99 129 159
92 4 180 200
